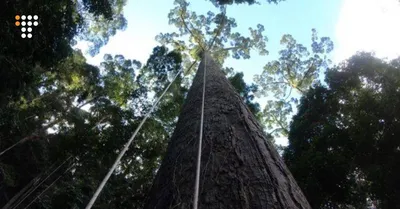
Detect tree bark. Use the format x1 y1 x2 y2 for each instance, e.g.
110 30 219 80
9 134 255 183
143 52 311 209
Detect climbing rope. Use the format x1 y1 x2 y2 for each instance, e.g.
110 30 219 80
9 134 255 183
85 62 197 209
10 156 73 209
0 138 24 156
23 162 76 209
193 53 206 209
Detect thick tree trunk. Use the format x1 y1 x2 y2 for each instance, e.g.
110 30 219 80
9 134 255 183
143 52 311 209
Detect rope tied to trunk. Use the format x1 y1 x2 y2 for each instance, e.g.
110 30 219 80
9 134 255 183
84 64 191 209
193 53 207 209
84 53 206 209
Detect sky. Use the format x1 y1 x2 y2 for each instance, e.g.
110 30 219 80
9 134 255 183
76 0 400 145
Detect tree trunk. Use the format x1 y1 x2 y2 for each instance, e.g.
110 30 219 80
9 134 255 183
143 52 311 209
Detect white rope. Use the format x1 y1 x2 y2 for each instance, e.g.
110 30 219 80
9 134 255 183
0 137 26 156
23 163 75 209
193 54 207 209
11 156 73 209
85 66 188 209
1 158 62 209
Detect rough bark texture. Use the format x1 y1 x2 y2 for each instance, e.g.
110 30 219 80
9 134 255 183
143 53 311 209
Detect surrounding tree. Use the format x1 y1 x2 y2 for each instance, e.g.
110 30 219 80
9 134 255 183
0 0 127 106
0 0 129 207
284 52 400 209
0 44 184 208
228 72 261 117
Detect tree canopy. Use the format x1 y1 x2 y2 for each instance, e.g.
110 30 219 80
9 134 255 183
254 29 333 137
284 52 400 209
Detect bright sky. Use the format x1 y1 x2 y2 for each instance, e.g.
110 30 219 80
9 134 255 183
76 0 400 146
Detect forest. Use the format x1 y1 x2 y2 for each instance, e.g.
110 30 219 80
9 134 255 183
0 0 399 208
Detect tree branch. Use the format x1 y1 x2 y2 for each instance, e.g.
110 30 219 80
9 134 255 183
297 62 316 91
0 119 63 157
295 87 305 94
77 96 101 109
184 60 198 75
270 81 290 85
282 73 305 94
221 46 242 51
1 175 37 209
271 113 289 135
208 10 227 51
179 10 205 51
0 110 109 156
284 86 293 101
91 115 110 131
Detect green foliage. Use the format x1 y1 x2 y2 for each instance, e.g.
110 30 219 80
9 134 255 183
228 72 261 118
157 0 268 67
0 44 185 208
0 0 127 112
284 53 400 209
101 54 141 107
254 29 333 137
0 0 131 206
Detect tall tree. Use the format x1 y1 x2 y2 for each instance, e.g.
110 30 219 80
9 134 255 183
144 52 310 209
157 0 335 141
0 0 128 206
284 52 400 209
